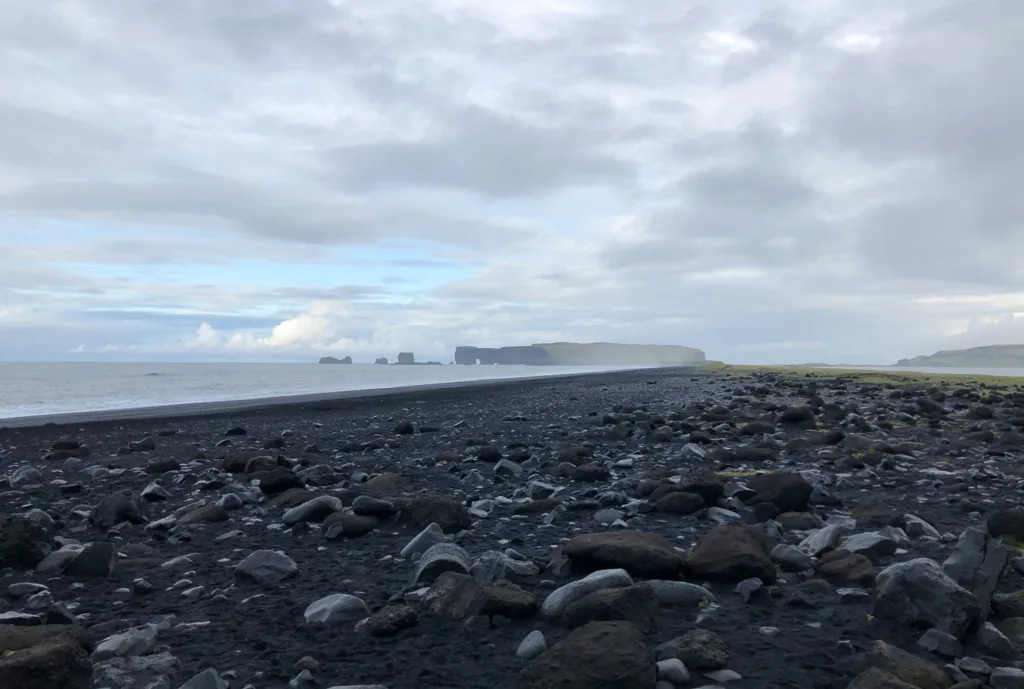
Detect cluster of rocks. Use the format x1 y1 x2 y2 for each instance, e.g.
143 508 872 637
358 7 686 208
3 367 1024 688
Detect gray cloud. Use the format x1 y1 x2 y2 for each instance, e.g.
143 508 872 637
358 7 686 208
1 0 1022 364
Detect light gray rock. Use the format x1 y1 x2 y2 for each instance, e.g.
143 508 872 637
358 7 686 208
401 523 445 559
976 621 1017 659
541 568 633 619
413 543 471 584
177 668 228 689
10 465 42 486
34 544 83 574
874 558 982 638
991 667 1024 689
646 580 714 607
771 544 813 572
234 550 298 586
917 628 961 657
657 658 690 684
304 593 369 624
904 514 941 539
799 519 856 557
282 495 343 526
840 532 900 560
93 625 159 661
942 526 1009 621
516 630 547 659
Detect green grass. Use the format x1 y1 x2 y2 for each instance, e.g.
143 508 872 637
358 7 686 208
701 363 1024 387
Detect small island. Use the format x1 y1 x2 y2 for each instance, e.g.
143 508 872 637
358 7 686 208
318 356 352 364
895 345 1024 368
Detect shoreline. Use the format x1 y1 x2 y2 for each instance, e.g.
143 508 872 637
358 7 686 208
0 365 681 431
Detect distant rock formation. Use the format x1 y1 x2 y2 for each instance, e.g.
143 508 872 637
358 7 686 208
319 356 352 364
895 345 1024 368
397 352 415 365
375 357 389 365
454 342 706 366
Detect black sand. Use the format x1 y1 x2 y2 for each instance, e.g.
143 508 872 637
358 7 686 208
3 367 1024 689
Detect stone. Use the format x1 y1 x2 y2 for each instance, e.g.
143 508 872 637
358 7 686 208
426 572 536 621
562 584 657 633
367 605 418 637
840 532 900 562
655 492 705 514
322 512 379 539
974 622 1016 658
64 541 117 578
521 621 655 689
401 523 446 559
93 625 158 661
904 514 942 539
868 639 954 689
351 496 398 518
517 631 547 659
397 495 472 534
672 629 728 672
815 549 877 588
991 668 1024 689
942 526 1009 622
645 580 714 607
743 472 813 512
259 468 304 496
178 668 228 689
988 508 1024 541
657 659 690 684
771 544 813 572
414 543 472 584
304 594 369 624
234 550 299 586
0 515 52 569
564 531 686 579
684 524 776 584
541 569 633 619
90 491 150 529
918 629 962 658
846 668 919 689
0 636 92 689
178 504 230 526
282 496 343 525
874 558 982 638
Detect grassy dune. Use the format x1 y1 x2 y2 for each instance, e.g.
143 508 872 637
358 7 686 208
702 363 1024 387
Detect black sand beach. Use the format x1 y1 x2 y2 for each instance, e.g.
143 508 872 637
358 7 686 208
4 366 1024 689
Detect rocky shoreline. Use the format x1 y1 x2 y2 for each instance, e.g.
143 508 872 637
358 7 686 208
3 367 1024 689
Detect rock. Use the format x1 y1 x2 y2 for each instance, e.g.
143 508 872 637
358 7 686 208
564 531 686 579
656 659 690 685
367 605 418 637
397 495 472 534
867 639 954 689
414 543 472 583
259 468 304 496
684 524 776 584
521 621 654 689
234 550 299 586
654 492 705 514
178 668 228 689
874 558 982 638
351 496 398 518
145 458 180 474
268 488 314 508
846 668 919 689
517 631 547 660
771 544 814 572
0 635 92 689
178 504 230 526
743 472 813 512
991 668 1024 689
322 513 379 539
426 572 536 621
0 515 52 569
815 549 877 587
93 625 158 661
282 496 343 525
918 629 962 658
644 580 714 607
942 526 1009 621
975 621 1016 658
904 514 942 539
542 569 634 619
672 629 729 671
304 594 369 624
840 531 900 561
90 491 149 530
800 519 857 557
562 584 657 634
64 542 117 578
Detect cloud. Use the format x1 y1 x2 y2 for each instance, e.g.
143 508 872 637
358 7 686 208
1 0 1022 365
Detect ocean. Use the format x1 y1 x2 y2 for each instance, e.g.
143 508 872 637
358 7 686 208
0 362 641 421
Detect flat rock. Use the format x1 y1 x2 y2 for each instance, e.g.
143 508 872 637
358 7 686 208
521 621 655 689
235 550 299 586
874 558 982 638
684 524 776 584
564 531 686 579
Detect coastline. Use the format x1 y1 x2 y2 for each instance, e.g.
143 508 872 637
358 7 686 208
0 365 676 431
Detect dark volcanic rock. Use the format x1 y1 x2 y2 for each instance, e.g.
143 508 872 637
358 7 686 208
367 605 418 637
987 508 1024 541
684 524 776 584
0 635 93 689
90 491 149 530
396 495 472 534
427 572 536 620
654 491 705 514
521 621 654 689
561 583 657 634
564 531 686 579
64 542 117 578
743 472 813 512
259 468 304 496
0 515 52 570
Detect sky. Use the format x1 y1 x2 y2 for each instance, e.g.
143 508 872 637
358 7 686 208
1 0 1022 365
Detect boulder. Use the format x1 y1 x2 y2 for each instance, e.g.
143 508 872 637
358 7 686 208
743 472 813 512
684 524 776 584
521 621 654 689
874 558 982 638
234 550 298 586
564 531 686 579
396 495 472 534
63 542 117 578
846 668 919 689
654 492 706 515
866 640 953 689
942 526 1009 622
413 543 472 584
258 468 304 496
562 584 657 633
669 629 729 671
541 569 634 619
90 491 150 530
426 572 536 621
0 515 52 570
282 496 343 525
815 549 877 588
0 636 92 689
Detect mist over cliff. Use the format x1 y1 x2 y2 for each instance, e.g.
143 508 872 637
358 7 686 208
454 342 706 366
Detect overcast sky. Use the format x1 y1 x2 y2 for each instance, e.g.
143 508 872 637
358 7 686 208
1 0 1022 364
